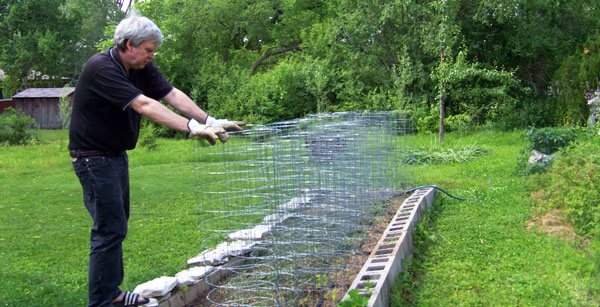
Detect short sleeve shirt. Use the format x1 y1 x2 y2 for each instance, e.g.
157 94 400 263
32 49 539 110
68 47 173 152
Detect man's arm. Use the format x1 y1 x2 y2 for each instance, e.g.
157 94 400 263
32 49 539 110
161 87 245 131
129 94 190 132
161 88 208 124
129 94 227 144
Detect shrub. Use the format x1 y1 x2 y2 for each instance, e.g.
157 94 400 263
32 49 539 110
525 127 578 154
59 95 72 129
529 139 600 238
204 58 321 124
0 107 35 145
516 127 580 175
415 107 472 134
415 106 439 134
138 122 158 150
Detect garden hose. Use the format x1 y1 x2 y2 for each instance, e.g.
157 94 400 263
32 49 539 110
407 185 477 201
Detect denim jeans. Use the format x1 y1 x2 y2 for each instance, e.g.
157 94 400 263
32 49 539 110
73 153 129 307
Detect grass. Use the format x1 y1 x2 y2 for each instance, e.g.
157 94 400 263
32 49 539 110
0 130 209 306
0 129 598 306
392 130 600 306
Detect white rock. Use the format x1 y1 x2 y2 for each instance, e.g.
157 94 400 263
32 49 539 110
133 276 178 297
276 196 311 210
187 240 257 266
174 270 195 286
174 266 213 287
262 213 297 224
186 266 214 279
528 150 553 164
228 224 272 240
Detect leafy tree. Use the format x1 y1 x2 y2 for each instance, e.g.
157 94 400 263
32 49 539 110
0 0 126 96
459 0 599 94
0 0 81 94
432 50 524 125
65 0 126 78
551 33 600 126
2 0 588 128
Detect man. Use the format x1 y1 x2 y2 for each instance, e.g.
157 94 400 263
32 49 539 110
69 15 243 307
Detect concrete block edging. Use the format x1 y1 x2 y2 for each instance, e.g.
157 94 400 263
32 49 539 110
342 188 435 307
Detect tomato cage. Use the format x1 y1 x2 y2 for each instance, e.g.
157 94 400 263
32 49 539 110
191 111 414 306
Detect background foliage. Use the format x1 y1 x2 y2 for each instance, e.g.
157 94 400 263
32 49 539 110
1 0 600 128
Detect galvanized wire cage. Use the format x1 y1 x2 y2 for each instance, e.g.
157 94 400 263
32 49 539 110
193 111 414 306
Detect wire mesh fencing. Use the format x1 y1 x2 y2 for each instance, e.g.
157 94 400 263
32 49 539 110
192 111 414 306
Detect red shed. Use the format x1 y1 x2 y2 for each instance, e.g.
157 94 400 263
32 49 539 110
13 87 75 129
0 99 15 112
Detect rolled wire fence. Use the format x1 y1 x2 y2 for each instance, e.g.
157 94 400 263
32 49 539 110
193 111 414 306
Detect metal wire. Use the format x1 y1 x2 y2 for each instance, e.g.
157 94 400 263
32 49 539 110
193 111 414 306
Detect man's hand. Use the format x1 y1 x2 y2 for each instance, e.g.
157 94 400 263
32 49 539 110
188 119 228 145
205 116 246 132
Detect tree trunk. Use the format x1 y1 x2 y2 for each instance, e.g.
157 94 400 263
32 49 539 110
439 45 445 143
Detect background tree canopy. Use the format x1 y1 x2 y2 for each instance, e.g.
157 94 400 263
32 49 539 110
1 0 599 131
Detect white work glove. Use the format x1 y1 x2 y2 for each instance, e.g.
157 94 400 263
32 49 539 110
188 119 228 145
205 116 246 132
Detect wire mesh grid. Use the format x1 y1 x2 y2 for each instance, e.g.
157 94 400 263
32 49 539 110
193 111 414 306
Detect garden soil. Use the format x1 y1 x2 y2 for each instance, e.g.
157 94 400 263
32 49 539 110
190 196 405 307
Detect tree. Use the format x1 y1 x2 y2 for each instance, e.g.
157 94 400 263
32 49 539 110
458 0 599 95
0 0 126 96
0 0 80 94
65 0 127 78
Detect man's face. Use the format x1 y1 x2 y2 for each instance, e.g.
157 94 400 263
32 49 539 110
124 40 157 70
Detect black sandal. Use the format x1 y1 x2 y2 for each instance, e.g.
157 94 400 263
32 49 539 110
113 292 150 307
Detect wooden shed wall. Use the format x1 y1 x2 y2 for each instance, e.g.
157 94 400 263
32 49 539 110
15 97 62 129
0 99 15 112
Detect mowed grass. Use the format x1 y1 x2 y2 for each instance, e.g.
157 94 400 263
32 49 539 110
392 130 599 306
1 129 598 306
0 130 212 306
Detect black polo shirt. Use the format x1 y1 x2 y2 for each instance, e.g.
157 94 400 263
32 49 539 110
68 47 172 152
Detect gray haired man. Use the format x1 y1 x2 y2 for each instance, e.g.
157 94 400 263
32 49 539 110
69 15 243 306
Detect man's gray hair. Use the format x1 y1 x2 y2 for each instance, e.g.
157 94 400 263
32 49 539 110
114 16 163 51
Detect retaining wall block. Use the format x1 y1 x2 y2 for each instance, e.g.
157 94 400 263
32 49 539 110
343 188 435 307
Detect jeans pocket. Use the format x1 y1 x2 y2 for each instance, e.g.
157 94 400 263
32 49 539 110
84 156 111 171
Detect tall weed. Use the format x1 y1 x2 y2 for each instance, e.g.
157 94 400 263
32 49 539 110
401 142 487 165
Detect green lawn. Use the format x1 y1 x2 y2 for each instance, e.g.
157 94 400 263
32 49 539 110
0 129 597 306
392 130 599 306
0 130 207 306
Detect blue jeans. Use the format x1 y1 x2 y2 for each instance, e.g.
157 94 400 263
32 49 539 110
73 153 129 307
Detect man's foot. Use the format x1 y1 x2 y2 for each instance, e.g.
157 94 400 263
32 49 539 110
112 291 150 306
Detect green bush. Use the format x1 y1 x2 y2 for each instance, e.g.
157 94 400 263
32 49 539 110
516 127 580 176
138 122 158 150
400 142 486 165
415 107 473 134
415 106 439 134
525 127 578 154
529 139 600 238
0 107 35 145
203 58 321 124
59 95 72 129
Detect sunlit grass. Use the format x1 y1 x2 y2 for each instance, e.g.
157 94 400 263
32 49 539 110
1 129 598 306
0 130 220 306
391 130 600 306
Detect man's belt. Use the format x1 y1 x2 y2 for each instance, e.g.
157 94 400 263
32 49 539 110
69 150 124 158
